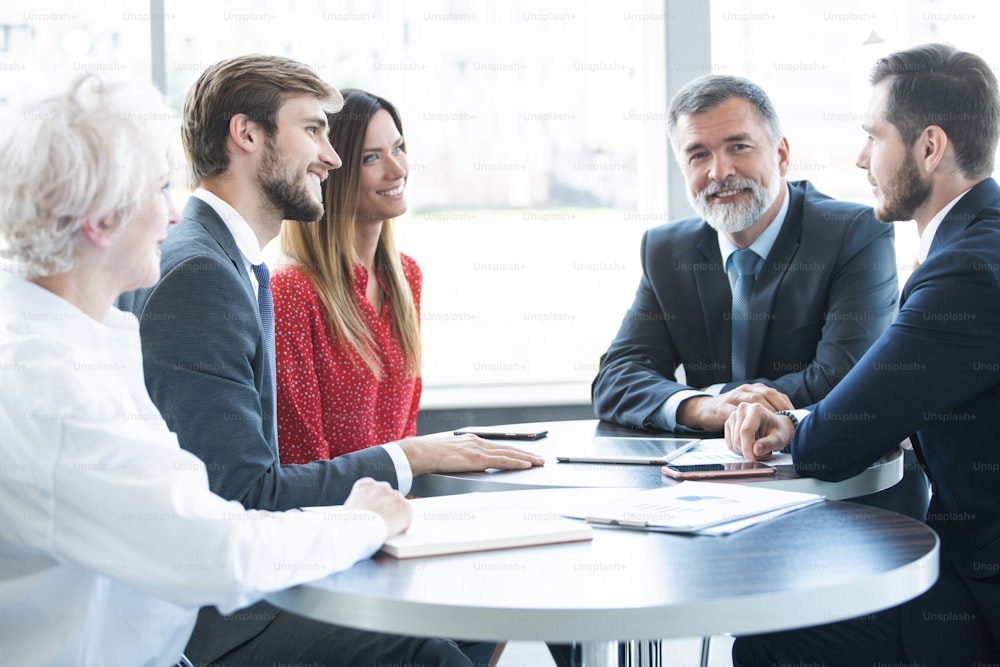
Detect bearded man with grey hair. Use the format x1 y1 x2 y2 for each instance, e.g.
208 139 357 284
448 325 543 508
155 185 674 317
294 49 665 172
593 74 898 436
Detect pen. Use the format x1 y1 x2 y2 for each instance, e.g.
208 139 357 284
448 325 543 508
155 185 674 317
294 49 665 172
660 439 702 464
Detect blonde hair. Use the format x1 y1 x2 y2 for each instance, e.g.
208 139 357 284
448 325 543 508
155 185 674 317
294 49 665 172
0 74 173 277
280 90 420 377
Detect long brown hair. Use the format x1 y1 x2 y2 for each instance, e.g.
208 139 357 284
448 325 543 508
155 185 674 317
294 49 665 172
280 90 420 378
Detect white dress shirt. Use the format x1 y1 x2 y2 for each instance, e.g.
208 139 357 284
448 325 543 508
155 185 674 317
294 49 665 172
0 272 388 667
190 189 413 493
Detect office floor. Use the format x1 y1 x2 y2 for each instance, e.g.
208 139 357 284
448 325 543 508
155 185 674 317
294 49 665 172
495 636 735 666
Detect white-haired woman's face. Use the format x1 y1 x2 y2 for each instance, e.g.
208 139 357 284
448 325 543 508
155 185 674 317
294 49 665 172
108 157 180 292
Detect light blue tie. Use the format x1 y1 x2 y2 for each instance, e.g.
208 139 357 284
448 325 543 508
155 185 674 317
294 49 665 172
731 248 758 382
251 263 278 437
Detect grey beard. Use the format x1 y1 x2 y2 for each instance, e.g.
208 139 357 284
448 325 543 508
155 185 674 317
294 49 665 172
690 177 779 234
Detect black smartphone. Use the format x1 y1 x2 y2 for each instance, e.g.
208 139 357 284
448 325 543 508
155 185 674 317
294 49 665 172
453 428 549 441
661 461 776 479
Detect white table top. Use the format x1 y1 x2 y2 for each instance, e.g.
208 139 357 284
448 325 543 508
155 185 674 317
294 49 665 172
268 488 938 643
412 419 903 500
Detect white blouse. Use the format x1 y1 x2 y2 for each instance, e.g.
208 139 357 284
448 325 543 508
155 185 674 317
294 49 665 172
0 271 387 667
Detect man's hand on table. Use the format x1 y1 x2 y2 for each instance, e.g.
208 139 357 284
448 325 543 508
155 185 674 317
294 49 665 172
398 434 546 477
724 402 795 462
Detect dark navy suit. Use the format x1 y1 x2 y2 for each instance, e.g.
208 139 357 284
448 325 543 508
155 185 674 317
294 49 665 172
735 178 1000 665
593 180 898 428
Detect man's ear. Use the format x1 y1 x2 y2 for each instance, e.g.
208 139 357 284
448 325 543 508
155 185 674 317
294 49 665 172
916 125 948 173
776 136 791 177
229 113 264 154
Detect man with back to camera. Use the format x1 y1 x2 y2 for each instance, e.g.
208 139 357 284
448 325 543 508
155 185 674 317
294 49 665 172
118 54 542 667
726 43 1000 665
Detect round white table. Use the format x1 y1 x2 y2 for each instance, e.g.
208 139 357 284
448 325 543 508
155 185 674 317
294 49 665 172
268 489 938 667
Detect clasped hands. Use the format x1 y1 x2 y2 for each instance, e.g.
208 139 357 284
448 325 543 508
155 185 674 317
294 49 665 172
677 383 796 461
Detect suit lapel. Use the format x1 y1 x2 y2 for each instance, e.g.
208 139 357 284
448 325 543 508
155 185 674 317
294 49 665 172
901 178 1000 307
694 229 732 379
745 183 805 378
181 197 257 309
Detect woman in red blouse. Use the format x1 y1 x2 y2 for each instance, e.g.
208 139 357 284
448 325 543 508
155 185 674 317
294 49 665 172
273 90 422 463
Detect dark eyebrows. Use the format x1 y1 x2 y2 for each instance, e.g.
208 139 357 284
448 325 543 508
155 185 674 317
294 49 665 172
683 132 756 155
721 132 754 144
363 137 404 153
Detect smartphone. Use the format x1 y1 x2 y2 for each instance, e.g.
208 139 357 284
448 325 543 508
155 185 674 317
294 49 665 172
453 428 549 441
661 461 776 479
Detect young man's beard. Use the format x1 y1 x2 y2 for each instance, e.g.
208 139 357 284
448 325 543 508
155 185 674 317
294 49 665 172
874 151 932 223
257 140 324 223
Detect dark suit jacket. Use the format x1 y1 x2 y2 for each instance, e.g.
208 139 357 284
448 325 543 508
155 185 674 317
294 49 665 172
117 197 400 658
791 178 1000 661
592 180 898 429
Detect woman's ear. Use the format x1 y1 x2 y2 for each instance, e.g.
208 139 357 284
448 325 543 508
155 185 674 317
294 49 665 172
79 215 116 249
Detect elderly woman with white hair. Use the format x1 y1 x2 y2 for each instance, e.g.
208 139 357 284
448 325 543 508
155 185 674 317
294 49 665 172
0 74 410 667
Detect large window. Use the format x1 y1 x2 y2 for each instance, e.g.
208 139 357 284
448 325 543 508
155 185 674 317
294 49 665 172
712 0 1000 284
0 2 151 107
7 1 992 407
160 0 669 407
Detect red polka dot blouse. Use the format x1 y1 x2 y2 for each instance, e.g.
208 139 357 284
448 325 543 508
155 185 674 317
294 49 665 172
271 255 422 463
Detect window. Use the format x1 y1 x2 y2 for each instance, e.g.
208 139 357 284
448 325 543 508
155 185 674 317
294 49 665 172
711 0 1000 283
0 2 150 107
161 0 669 407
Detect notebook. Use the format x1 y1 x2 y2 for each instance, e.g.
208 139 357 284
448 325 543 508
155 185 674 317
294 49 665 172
380 493 593 558
556 436 701 465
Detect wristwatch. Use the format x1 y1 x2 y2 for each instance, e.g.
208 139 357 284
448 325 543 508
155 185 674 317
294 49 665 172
774 410 797 453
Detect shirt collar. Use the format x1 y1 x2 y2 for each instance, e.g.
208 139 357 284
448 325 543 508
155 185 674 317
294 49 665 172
718 182 791 269
916 187 972 264
191 188 265 266
0 271 139 343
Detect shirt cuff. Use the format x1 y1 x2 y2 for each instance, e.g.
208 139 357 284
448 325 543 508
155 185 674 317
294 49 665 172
701 383 725 396
788 409 811 423
381 442 412 495
656 389 711 432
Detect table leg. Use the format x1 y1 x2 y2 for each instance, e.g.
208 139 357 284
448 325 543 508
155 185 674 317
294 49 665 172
699 636 711 667
579 640 662 666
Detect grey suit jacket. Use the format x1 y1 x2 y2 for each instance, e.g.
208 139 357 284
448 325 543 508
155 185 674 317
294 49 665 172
118 197 399 509
117 197 402 659
592 180 899 430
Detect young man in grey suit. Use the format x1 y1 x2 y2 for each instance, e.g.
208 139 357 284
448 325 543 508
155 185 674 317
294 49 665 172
118 55 541 667
727 43 1000 665
593 74 899 435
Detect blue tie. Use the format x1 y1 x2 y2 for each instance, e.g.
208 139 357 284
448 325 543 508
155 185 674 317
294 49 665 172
731 248 758 382
251 263 278 434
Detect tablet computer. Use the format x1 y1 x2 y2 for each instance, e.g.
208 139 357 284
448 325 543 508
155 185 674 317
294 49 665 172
556 437 701 465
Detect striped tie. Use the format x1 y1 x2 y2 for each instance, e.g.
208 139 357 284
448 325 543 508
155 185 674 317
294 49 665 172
251 263 278 437
731 248 758 381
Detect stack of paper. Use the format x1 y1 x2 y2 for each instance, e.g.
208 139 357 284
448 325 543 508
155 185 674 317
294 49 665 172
582 481 824 536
